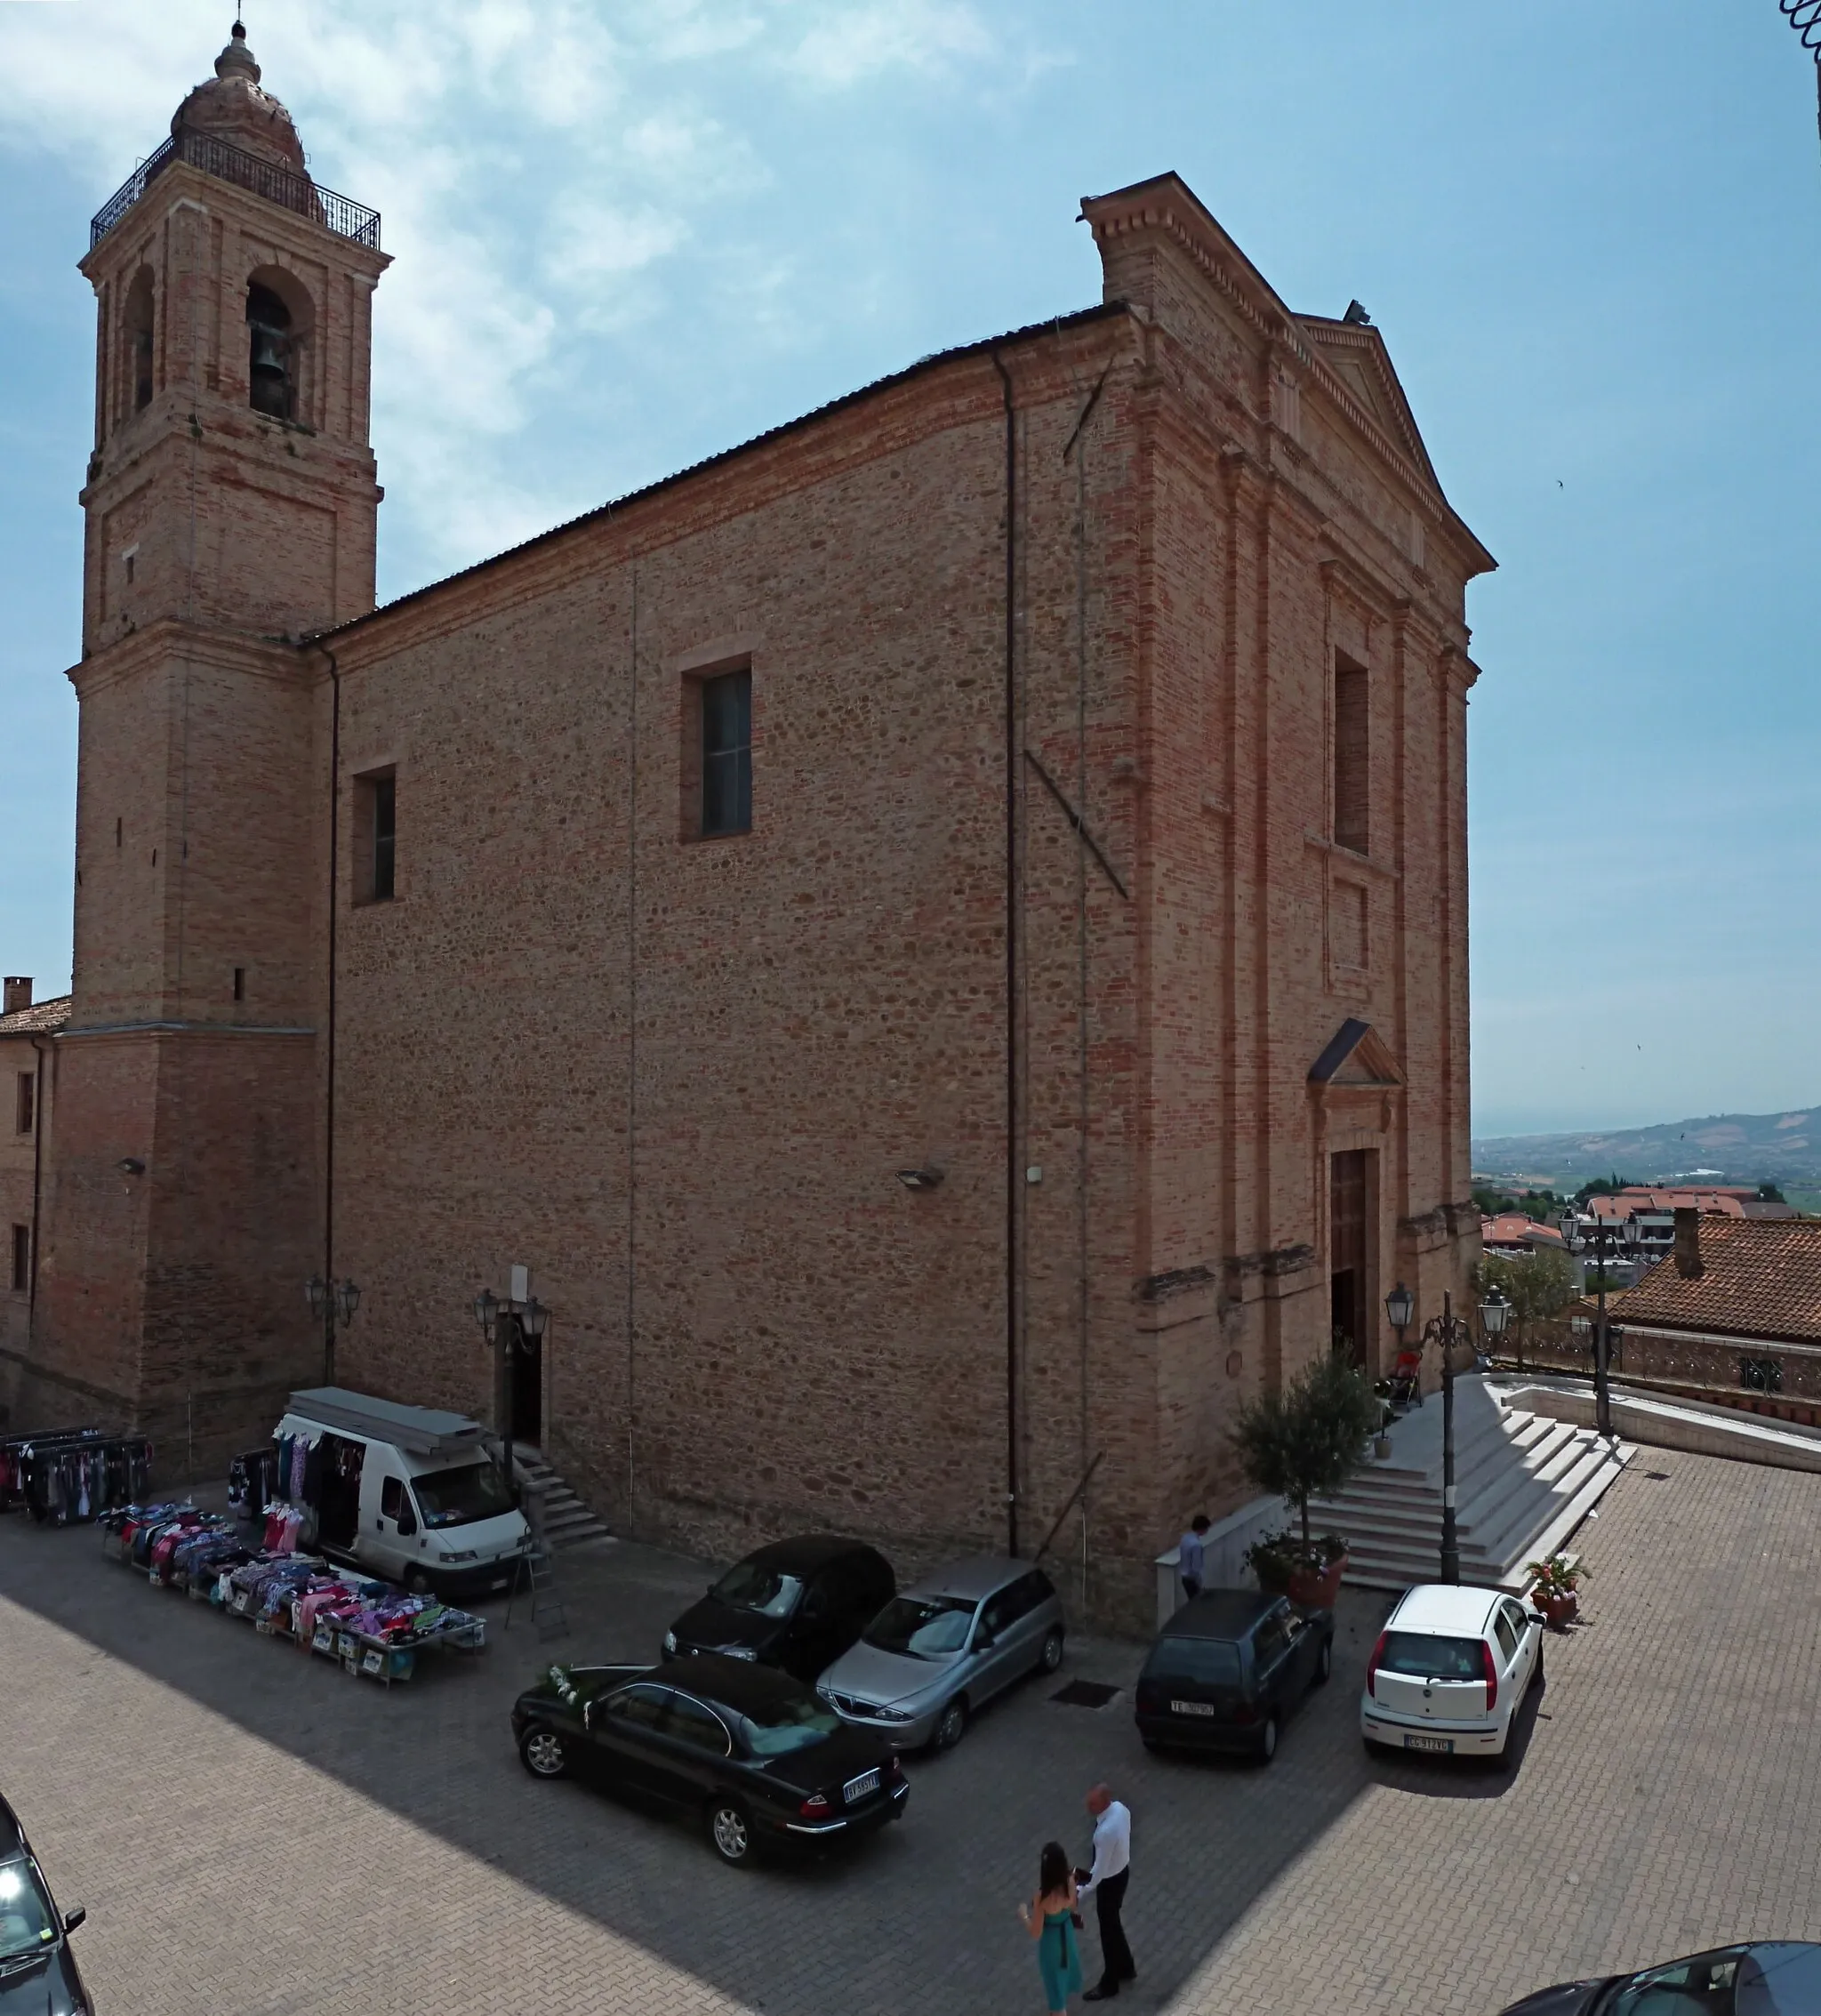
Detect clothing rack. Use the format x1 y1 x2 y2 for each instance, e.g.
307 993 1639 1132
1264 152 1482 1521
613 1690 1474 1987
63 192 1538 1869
0 1428 151 1522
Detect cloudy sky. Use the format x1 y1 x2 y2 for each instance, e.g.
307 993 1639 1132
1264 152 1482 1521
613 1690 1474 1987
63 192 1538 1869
1 1 1817 1137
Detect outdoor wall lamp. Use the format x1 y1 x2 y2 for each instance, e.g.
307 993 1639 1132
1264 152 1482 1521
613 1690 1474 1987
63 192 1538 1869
895 1166 944 1190
1384 1281 1416 1335
304 1273 361 1385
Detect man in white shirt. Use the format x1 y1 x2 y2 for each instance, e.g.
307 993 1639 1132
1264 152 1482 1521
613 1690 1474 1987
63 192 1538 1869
1074 1781 1135 2000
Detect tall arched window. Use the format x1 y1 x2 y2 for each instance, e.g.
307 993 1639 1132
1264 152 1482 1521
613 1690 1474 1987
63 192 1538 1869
124 268 155 416
246 281 295 420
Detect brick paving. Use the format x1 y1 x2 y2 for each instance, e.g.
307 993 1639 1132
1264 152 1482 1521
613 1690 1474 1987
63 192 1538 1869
2 1450 1818 2015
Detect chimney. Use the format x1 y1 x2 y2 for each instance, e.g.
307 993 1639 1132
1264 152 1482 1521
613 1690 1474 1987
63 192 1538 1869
2 976 30 1017
1673 1207 1705 1280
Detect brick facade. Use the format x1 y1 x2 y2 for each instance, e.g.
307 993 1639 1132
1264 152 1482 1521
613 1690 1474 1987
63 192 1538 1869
13 33 1491 1624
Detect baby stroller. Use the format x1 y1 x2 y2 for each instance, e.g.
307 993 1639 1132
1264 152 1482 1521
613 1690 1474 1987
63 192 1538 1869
1385 1343 1424 1411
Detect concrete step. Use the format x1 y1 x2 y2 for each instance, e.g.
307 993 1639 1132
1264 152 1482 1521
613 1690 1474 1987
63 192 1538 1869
509 1449 612 1550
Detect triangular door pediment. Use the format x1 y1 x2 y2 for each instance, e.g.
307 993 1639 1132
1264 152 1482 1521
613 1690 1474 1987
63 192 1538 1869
1308 1017 1403 1088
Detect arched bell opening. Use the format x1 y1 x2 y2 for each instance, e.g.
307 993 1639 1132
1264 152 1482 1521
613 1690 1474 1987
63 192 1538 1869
124 267 156 419
245 268 314 424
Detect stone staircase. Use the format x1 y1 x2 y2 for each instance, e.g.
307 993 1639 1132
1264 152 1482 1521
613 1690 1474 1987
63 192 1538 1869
510 1446 611 1551
1311 1375 1632 1592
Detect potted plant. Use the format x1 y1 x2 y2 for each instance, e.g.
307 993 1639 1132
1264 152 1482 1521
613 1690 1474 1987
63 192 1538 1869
1242 1529 1352 1605
1527 1552 1585 1629
1231 1353 1381 1606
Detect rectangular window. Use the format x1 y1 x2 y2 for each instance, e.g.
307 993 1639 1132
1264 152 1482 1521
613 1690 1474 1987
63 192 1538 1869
372 775 396 899
699 670 752 838
1333 655 1368 855
233 967 245 1003
353 769 397 904
14 1072 33 1137
10 1225 27 1292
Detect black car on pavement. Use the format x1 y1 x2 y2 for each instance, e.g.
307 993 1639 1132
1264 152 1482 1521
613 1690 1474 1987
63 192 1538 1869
1496 1940 1821 2014
0 1794 91 2016
511 1654 909 1866
663 1536 895 1683
1133 1587 1334 1763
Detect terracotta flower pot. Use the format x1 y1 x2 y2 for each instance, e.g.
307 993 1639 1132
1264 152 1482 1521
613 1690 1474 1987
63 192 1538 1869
1288 1554 1347 1609
1539 1590 1578 1631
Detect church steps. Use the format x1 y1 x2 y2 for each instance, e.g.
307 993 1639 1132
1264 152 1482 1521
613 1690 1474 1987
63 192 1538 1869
1308 1378 1632 1593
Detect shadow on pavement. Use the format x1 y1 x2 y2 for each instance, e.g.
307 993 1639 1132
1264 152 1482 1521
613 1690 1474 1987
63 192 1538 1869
0 1510 1400 2015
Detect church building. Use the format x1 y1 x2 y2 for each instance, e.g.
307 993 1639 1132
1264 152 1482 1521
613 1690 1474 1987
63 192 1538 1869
4 27 1493 1622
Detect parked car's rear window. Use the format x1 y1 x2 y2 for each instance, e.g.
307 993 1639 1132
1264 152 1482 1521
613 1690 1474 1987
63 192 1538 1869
740 1696 843 1757
1377 1631 1484 1681
1143 1637 1242 1688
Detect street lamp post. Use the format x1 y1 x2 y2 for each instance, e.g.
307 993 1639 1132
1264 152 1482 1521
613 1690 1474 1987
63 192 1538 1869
1559 1206 1639 1440
1387 1282 1513 1586
472 1286 550 1506
303 1274 361 1385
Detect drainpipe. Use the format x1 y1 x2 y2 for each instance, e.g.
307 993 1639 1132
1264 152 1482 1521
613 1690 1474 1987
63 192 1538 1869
321 644 341 1385
991 349 1020 1557
27 1034 48 1323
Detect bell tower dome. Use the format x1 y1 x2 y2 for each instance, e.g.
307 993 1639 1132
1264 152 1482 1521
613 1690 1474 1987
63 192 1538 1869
21 27 390 1468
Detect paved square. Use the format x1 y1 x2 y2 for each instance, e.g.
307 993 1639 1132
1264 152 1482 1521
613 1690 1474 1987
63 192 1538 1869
3 1449 1818 2015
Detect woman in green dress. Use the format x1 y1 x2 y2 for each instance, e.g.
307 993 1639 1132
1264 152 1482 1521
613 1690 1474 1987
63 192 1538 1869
1018 1839 1084 2013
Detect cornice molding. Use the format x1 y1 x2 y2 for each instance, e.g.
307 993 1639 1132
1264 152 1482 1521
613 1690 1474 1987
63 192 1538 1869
68 617 311 699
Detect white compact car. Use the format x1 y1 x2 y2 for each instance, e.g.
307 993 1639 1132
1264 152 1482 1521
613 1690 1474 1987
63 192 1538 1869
1360 1583 1544 1764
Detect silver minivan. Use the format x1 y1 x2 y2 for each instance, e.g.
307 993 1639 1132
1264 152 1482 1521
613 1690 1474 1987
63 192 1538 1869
815 1557 1064 1752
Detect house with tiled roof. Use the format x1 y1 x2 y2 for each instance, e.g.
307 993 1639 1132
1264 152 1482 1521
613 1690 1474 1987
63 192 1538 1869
1608 1212 1821 1415
1 978 71 1373
1480 1211 1568 1258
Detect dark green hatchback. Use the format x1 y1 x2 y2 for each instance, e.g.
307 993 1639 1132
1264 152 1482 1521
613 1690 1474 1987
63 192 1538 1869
1134 1588 1334 1763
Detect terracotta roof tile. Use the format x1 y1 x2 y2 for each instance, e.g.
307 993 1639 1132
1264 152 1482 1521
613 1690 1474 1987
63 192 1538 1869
0 995 71 1037
1611 1217 1821 1346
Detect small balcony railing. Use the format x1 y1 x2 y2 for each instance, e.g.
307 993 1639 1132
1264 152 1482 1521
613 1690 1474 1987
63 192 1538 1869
91 128 381 252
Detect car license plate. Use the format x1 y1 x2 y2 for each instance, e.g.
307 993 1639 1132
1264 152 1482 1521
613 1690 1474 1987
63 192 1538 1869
1170 1700 1220 1716
1405 1733 1454 1754
843 1768 880 1804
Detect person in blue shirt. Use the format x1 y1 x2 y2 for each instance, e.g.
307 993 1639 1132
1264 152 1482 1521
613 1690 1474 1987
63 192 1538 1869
1177 1514 1210 1599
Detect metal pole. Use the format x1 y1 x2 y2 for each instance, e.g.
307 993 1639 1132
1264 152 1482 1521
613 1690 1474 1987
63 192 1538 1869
500 1316 517 1506
1440 1291 1460 1585
323 1305 335 1387
1593 1229 1613 1439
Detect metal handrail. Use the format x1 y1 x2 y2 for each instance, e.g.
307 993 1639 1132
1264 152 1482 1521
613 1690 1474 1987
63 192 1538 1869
91 128 380 252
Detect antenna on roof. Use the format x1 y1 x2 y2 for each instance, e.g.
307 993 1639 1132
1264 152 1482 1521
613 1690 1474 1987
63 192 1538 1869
1780 0 1821 150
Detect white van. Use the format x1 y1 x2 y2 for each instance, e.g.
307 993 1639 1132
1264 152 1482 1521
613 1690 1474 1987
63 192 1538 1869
269 1387 533 1599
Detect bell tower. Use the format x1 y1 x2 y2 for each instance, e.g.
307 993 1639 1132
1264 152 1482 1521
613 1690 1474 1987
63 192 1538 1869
21 25 389 1466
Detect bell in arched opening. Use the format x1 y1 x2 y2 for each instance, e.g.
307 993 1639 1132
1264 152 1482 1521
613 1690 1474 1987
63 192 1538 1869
246 281 294 420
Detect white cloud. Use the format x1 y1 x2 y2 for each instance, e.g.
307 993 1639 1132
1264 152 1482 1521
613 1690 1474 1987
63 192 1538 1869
787 0 992 88
0 0 1018 582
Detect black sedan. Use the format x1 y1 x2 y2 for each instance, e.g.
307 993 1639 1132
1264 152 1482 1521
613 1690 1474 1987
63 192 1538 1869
1496 1940 1821 2014
0 1794 91 2016
1133 1587 1333 1763
511 1654 909 1866
663 1535 896 1683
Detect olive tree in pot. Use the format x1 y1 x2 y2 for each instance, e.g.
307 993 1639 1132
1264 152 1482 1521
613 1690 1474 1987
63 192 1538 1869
1232 1353 1382 1607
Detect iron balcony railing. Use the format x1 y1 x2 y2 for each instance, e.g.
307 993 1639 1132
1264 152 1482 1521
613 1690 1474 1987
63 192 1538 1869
90 128 381 252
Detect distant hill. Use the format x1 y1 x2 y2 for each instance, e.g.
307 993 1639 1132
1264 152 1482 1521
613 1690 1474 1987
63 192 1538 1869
1472 1106 1821 1189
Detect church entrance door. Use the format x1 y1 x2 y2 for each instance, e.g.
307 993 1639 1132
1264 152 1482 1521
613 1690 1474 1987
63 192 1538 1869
1330 1150 1369 1369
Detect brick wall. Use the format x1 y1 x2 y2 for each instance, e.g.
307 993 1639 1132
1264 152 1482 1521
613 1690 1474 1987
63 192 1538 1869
32 161 1488 1626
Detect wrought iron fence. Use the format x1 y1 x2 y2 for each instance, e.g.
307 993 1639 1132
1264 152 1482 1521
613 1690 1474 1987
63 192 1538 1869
91 129 380 252
1492 1317 1821 1411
